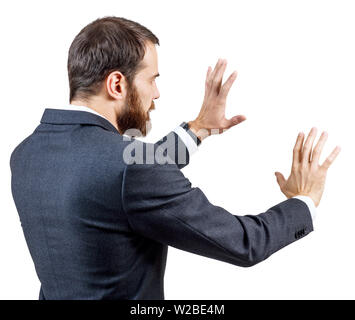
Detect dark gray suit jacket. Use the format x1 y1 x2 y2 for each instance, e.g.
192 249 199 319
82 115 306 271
10 108 313 300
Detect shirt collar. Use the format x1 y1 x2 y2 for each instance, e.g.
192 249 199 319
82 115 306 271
66 104 109 121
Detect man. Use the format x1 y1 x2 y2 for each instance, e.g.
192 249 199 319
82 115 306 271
10 16 340 300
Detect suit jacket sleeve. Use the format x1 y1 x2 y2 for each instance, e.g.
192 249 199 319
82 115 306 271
121 160 314 267
154 130 192 170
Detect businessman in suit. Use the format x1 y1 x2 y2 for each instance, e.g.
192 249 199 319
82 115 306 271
10 17 341 300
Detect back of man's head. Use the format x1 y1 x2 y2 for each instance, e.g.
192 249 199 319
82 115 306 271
67 16 159 103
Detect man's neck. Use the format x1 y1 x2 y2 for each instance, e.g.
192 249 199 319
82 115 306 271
71 98 120 132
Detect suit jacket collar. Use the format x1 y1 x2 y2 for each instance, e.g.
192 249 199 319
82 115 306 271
40 108 119 134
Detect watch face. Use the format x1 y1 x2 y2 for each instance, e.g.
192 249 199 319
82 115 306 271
181 122 188 129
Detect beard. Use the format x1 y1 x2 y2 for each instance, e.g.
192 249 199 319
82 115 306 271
116 82 155 137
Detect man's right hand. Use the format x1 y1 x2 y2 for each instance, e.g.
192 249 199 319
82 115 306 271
275 127 341 207
188 59 247 141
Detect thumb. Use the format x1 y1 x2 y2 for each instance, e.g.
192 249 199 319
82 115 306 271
274 171 286 188
226 115 247 129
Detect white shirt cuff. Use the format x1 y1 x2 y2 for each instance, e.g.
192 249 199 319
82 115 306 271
173 125 199 156
292 195 317 225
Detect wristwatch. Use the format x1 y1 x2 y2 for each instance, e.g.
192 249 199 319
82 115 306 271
180 122 201 146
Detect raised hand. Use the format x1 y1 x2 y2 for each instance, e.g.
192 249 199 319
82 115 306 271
275 127 341 207
188 59 247 141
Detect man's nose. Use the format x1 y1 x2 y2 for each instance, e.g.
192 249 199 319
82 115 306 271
153 83 160 100
154 90 160 100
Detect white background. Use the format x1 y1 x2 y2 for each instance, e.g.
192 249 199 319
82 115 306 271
1 0 354 299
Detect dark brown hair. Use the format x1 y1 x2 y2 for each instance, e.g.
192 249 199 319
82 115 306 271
67 16 159 102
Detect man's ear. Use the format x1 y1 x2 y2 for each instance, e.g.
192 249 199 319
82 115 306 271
106 71 127 100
